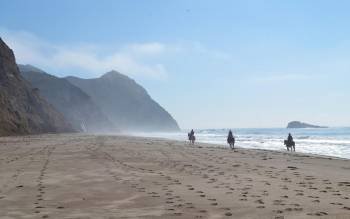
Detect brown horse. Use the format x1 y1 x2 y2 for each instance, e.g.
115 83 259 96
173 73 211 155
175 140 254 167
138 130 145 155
227 136 235 150
284 140 295 151
188 133 196 145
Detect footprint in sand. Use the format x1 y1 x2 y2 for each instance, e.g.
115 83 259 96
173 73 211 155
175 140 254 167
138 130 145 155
273 210 284 214
337 181 350 187
255 199 264 204
273 200 284 206
330 202 343 206
225 212 233 216
281 185 288 190
307 212 328 216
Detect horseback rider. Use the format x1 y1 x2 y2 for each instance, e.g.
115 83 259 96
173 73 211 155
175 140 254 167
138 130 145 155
284 133 296 151
227 130 235 149
188 129 195 145
287 133 293 144
227 130 234 141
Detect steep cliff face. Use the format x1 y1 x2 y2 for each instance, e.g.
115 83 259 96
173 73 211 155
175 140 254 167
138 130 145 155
20 65 115 133
67 71 180 132
0 38 74 136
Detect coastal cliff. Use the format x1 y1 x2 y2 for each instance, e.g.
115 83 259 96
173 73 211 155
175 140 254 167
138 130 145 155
19 65 115 133
0 38 74 136
67 71 180 132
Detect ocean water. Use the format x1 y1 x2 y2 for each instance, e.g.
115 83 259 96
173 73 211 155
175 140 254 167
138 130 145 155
132 127 350 159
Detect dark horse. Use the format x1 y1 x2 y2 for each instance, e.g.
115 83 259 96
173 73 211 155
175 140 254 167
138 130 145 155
284 140 295 152
227 136 235 150
188 133 196 145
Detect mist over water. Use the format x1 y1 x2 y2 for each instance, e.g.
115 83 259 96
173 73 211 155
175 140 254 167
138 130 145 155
133 127 350 159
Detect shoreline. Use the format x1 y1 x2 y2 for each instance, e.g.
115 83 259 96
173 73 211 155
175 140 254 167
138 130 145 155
2 132 350 161
0 134 349 218
125 134 350 161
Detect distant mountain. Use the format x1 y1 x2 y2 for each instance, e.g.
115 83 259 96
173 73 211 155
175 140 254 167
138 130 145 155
287 121 328 129
19 65 115 133
66 71 180 132
0 38 74 136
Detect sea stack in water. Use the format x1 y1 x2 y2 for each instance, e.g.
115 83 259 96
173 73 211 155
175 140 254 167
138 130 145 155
66 71 180 132
287 121 328 129
0 38 74 136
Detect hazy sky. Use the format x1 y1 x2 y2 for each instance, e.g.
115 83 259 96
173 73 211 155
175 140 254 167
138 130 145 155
1 0 350 128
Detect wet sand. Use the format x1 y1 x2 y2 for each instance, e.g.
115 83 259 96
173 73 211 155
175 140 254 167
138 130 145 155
0 134 349 219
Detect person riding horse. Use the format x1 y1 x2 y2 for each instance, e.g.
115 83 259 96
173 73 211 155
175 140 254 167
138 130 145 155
227 130 235 150
188 129 195 145
284 133 295 151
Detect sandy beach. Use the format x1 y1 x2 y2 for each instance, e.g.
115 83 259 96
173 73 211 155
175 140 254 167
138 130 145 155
0 134 349 219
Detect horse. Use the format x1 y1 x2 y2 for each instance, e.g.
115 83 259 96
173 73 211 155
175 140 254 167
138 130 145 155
227 136 235 150
188 133 196 145
284 140 295 152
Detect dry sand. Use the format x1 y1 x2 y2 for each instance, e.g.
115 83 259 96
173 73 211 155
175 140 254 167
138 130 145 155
0 134 349 219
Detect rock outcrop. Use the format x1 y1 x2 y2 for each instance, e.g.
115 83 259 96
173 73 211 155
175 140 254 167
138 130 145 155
287 121 327 129
0 38 74 136
20 65 115 133
66 71 180 132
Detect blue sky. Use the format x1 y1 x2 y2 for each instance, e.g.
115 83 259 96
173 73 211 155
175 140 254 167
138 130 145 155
1 0 350 128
